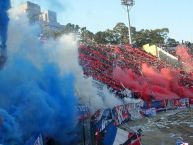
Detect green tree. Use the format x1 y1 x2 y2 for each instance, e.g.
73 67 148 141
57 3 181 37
133 28 169 47
94 31 108 44
62 23 80 34
166 38 179 47
48 23 80 38
103 29 119 44
80 27 94 44
113 22 129 44
93 23 136 45
133 29 150 47
151 28 169 44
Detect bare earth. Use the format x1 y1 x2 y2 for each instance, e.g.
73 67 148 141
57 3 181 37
121 109 193 145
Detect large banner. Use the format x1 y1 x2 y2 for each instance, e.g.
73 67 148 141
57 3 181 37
112 101 143 126
179 98 189 107
141 108 156 117
92 101 144 131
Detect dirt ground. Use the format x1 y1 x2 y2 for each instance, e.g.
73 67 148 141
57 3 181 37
121 109 193 145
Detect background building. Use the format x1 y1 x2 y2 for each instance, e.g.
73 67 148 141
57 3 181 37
39 10 64 34
40 10 57 23
19 1 41 23
19 1 64 37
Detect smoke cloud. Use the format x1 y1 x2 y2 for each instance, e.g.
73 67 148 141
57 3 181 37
113 62 193 101
176 45 193 72
0 9 78 145
0 0 10 48
0 6 123 144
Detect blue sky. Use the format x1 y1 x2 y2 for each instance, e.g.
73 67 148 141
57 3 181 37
14 0 193 42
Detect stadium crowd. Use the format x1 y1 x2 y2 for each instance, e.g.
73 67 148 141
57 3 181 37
78 44 193 101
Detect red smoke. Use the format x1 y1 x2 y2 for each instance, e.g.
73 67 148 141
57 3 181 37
176 45 192 61
113 63 193 102
176 45 193 71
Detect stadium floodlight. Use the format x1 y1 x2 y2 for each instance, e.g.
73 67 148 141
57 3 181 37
121 0 135 45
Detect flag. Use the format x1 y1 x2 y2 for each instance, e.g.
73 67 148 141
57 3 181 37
176 139 189 145
113 128 142 145
102 122 117 145
113 128 128 145
34 134 43 145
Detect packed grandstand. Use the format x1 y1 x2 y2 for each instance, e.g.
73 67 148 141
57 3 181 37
79 44 193 104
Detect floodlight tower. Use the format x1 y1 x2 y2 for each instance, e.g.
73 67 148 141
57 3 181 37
121 0 135 45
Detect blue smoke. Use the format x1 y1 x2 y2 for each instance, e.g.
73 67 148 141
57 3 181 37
0 0 10 48
0 56 78 144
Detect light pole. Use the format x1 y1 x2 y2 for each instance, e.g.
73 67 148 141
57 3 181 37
121 0 135 45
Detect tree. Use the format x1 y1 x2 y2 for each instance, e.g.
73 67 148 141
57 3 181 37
166 38 179 47
184 41 193 48
62 23 80 34
133 28 169 47
94 31 107 44
133 29 151 47
103 29 119 44
80 27 94 44
47 23 80 38
113 22 129 44
151 28 169 44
